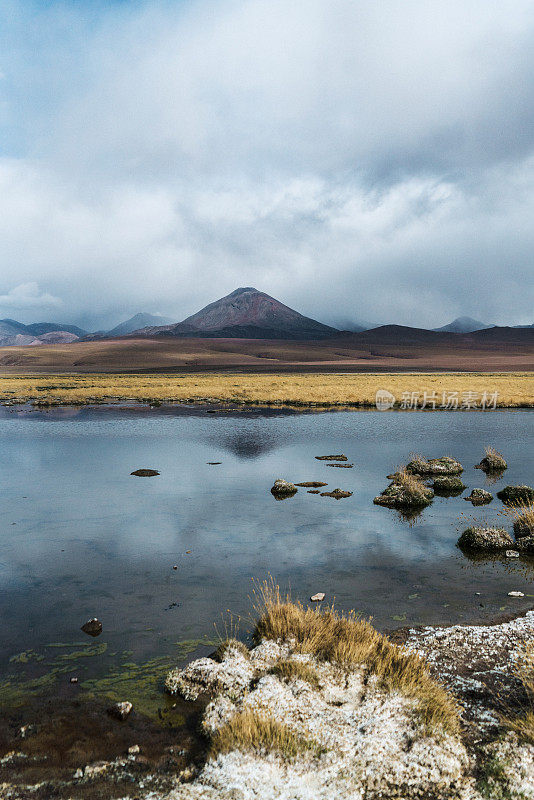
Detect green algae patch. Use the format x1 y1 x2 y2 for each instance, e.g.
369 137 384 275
0 637 216 720
1 641 108 709
9 650 45 664
79 638 217 725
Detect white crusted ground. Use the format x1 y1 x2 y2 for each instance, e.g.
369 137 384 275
162 640 470 799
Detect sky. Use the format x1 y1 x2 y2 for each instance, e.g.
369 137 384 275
0 0 533 331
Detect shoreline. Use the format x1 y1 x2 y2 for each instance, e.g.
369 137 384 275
1 605 533 798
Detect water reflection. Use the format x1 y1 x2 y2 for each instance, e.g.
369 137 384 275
0 406 532 691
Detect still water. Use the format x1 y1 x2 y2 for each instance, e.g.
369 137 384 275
0 405 532 709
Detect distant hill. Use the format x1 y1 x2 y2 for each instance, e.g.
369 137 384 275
0 318 86 347
138 287 339 340
26 322 87 337
434 316 493 333
106 312 177 337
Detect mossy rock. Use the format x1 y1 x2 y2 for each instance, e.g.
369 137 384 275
464 488 493 506
457 527 513 552
475 453 507 472
432 476 466 495
406 456 463 476
131 468 160 477
271 479 297 498
496 486 534 506
374 482 434 509
513 517 534 539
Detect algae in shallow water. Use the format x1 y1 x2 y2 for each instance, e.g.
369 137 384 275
9 650 45 664
1 641 108 708
1 637 216 719
80 638 217 724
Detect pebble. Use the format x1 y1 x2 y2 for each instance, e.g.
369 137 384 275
70 677 79 684
508 591 525 597
310 593 325 602
128 745 140 755
505 550 520 558
81 618 103 637
108 701 133 720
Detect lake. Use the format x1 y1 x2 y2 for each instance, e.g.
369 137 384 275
1 404 533 717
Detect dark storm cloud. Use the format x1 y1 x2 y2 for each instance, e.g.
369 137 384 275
0 0 533 330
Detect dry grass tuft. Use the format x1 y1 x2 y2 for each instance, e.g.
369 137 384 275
269 659 321 689
215 638 251 662
210 708 320 760
506 502 534 538
504 644 534 744
252 581 460 735
395 468 429 494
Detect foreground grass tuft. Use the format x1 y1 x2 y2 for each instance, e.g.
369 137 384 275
252 582 460 735
215 638 251 662
504 643 534 745
269 659 321 689
508 502 534 539
210 708 321 760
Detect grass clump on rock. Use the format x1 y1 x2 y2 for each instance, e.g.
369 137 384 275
252 583 460 735
509 503 534 539
406 454 463 476
210 708 320 760
457 527 513 552
475 446 508 473
497 486 534 506
374 469 434 510
216 638 251 662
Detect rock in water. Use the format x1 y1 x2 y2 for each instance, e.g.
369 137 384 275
374 479 434 509
508 591 525 597
315 454 348 461
457 527 513 552
295 482 328 488
81 618 103 637
432 476 466 494
475 450 507 472
320 488 352 499
505 550 520 558
464 488 493 505
270 479 297 498
130 468 160 477
108 701 133 720
497 485 534 505
406 456 463 476
310 593 325 601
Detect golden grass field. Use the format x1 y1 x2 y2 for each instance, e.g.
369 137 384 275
0 371 532 407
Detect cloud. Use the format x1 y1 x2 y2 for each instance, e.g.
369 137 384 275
0 0 533 328
0 282 62 311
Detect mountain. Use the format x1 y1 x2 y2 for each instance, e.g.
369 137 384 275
106 312 177 337
139 287 339 340
0 318 85 347
434 316 493 333
25 322 87 337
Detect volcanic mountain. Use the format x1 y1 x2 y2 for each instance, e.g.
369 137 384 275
139 287 340 340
